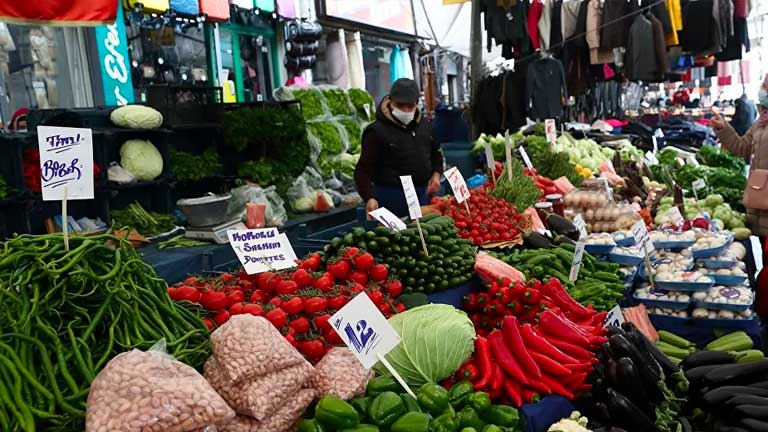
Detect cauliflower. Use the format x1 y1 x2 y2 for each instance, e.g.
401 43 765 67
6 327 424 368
119 139 163 181
549 412 591 432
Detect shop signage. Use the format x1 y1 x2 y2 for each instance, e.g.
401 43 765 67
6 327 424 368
519 146 533 170
94 4 134 106
504 131 513 181
227 228 298 274
37 126 94 201
0 0 117 25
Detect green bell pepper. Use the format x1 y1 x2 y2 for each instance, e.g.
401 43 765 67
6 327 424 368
481 405 520 428
481 425 502 432
340 425 380 432
467 392 492 415
457 406 486 430
297 419 325 432
315 396 360 430
368 391 406 427
449 381 475 409
429 413 459 432
442 403 456 418
402 393 422 413
367 376 403 397
460 428 479 432
417 383 450 415
391 412 430 432
350 397 371 420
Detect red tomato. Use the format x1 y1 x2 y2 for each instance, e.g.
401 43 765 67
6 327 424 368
300 339 325 359
349 271 369 285
276 280 299 295
229 302 245 315
238 279 253 291
351 283 365 294
250 289 267 304
269 297 284 307
265 307 288 329
243 303 264 316
327 260 351 280
314 314 332 330
282 297 304 315
369 264 389 282
256 272 278 293
226 291 245 307
202 318 215 330
285 333 299 348
395 303 406 313
289 317 311 334
353 253 375 271
219 273 236 283
182 276 198 286
313 275 335 293
322 328 343 345
303 297 328 314
385 280 403 297
343 247 361 258
213 310 230 326
167 287 179 300
176 286 201 303
200 291 227 311
328 295 347 310
291 269 314 288
299 253 322 271
368 290 385 306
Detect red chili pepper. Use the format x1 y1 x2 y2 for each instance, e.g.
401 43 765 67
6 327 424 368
488 280 501 298
524 375 551 395
501 316 541 379
507 301 523 315
591 311 609 326
540 374 574 399
488 330 529 386
489 363 503 399
562 372 588 390
538 310 591 346
492 299 509 315
510 282 526 301
544 335 593 361
477 293 490 306
473 336 494 390
563 363 593 374
521 388 540 404
441 378 454 391
500 287 513 303
540 278 593 319
529 351 570 376
502 376 523 407
518 324 579 364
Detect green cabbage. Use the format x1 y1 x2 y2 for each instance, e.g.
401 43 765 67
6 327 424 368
120 139 163 181
374 304 475 387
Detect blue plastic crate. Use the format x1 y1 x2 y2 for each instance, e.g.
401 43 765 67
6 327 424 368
693 298 753 312
585 243 615 255
633 293 690 310
693 316 757 329
691 235 734 259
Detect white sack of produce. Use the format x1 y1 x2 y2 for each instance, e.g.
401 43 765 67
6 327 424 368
310 347 373 399
204 357 315 420
217 389 317 432
210 315 306 384
86 343 234 432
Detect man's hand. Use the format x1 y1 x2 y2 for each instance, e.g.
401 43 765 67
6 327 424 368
366 198 379 220
711 109 726 130
427 173 441 195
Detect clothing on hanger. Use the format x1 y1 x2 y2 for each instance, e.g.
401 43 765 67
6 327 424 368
526 56 567 120
586 0 614 64
626 14 658 82
600 0 630 49
538 0 553 51
528 0 544 51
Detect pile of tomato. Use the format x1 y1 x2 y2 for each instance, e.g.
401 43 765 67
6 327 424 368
167 248 406 362
432 187 524 245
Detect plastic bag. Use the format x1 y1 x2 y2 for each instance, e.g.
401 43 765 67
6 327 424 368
263 186 287 226
227 184 287 227
210 315 306 384
274 86 330 120
286 176 316 213
217 389 317 432
316 84 356 117
306 118 350 156
86 340 235 432
310 347 373 399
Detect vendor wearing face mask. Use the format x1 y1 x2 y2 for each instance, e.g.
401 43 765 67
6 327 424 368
355 78 443 218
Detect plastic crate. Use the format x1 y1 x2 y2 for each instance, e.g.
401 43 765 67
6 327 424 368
0 199 32 238
171 0 199 15
94 129 171 186
0 133 26 198
26 107 114 130
107 181 173 215
146 85 223 127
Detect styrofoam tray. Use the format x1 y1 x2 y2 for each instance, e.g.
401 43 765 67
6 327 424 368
615 236 636 247
691 235 734 259
654 279 715 292
585 244 615 255
652 239 695 250
609 252 644 266
704 273 749 286
633 293 690 310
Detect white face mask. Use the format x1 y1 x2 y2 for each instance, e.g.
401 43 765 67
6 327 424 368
392 107 415 125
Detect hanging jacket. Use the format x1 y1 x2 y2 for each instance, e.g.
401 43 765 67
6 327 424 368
601 0 630 49
649 15 670 81
586 0 614 64
629 0 673 33
526 57 567 120
550 0 564 51
679 0 718 53
538 0 553 50
625 15 658 82
665 0 683 46
528 0 544 51
561 0 581 41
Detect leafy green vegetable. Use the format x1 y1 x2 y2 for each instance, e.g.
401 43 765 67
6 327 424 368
169 147 222 181
111 202 176 236
490 158 540 212
348 88 375 121
238 160 277 185
471 131 524 158
0 176 8 200
531 122 546 136
292 88 327 119
697 145 746 173
319 152 359 177
338 118 363 154
374 304 475 387
120 139 164 181
528 145 582 187
308 121 345 156
322 88 354 116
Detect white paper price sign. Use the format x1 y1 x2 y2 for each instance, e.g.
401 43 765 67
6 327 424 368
600 177 614 201
631 220 649 244
369 208 407 231
545 119 557 145
603 305 625 327
751 236 764 275
644 151 659 166
399 176 423 220
504 131 513 181
228 228 298 274
445 167 471 204
569 241 585 282
37 126 94 201
519 146 534 170
573 214 588 240
483 140 495 171
665 206 684 226
692 179 706 191
641 236 655 254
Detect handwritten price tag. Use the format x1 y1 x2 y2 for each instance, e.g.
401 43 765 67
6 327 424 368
445 167 471 204
569 241 585 281
665 206 684 226
604 305 625 327
228 228 298 274
504 131 513 181
37 126 94 201
483 140 495 170
519 146 533 170
369 208 407 231
631 220 649 244
399 176 423 220
330 292 402 369
573 214 587 240
545 119 557 145
692 179 706 191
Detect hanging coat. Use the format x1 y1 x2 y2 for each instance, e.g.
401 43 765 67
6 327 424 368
586 0 614 64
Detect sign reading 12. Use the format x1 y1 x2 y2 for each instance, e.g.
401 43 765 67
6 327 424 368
336 318 379 355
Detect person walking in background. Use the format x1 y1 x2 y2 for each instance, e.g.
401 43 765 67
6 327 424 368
354 78 442 218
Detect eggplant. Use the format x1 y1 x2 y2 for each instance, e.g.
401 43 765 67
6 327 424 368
702 386 768 406
680 417 693 432
523 231 555 249
617 328 664 378
554 234 576 246
637 328 681 375
734 405 768 420
682 351 737 370
740 418 768 432
750 381 768 390
609 334 663 401
605 359 621 388
686 365 724 383
617 357 652 415
726 395 768 407
704 360 768 387
607 325 625 336
546 214 580 240
714 425 750 432
605 388 659 432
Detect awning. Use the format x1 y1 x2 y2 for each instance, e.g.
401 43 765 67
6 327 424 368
0 0 118 26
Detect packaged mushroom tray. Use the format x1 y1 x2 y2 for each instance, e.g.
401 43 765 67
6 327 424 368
653 269 715 291
691 295 756 328
638 250 694 280
564 189 640 233
613 229 636 247
701 265 748 286
690 231 733 259
698 242 748 270
619 265 638 285
649 230 696 250
691 285 753 312
608 244 644 266
634 285 691 310
583 232 616 255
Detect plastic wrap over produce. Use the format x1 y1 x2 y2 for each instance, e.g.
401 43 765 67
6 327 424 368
210 315 306 384
217 389 317 432
204 357 315 420
310 347 373 399
86 342 235 432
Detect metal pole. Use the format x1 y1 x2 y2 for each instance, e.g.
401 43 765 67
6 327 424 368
469 0 482 140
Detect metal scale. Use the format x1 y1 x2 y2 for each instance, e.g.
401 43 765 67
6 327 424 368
185 219 246 244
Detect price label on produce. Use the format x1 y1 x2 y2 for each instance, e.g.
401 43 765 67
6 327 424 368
643 151 659 166
445 167 471 204
37 126 94 201
519 146 534 170
483 140 495 171
665 206 684 226
751 236 764 275
642 236 655 254
369 208 407 231
604 305 625 327
692 179 706 191
600 177 614 201
573 214 587 240
569 241 585 282
504 130 513 181
399 176 423 220
228 228 298 274
330 292 402 369
631 220 648 244
545 119 557 145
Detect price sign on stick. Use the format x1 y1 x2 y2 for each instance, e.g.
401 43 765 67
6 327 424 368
604 305 625 327
330 292 415 398
228 228 298 274
445 167 471 204
545 119 557 146
504 130 513 181
692 179 706 191
483 140 496 184
400 176 429 256
37 126 95 250
631 220 649 244
751 236 764 275
569 241 586 282
573 214 588 240
369 208 407 231
519 146 534 170
665 206 684 226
